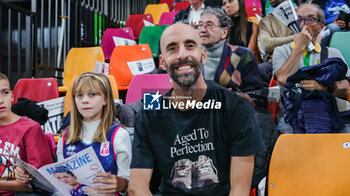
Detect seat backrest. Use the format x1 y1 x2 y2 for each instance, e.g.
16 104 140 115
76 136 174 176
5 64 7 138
64 75 119 116
107 75 120 100
160 0 175 10
109 44 155 91
125 74 172 104
158 11 178 25
173 1 190 11
126 14 154 39
12 78 59 104
268 134 350 196
139 25 169 57
63 76 76 116
101 27 135 60
329 32 350 66
245 0 262 17
267 77 279 122
61 47 105 89
144 3 170 25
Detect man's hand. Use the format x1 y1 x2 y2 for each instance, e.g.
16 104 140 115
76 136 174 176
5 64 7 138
300 80 327 91
239 92 255 108
190 21 196 29
294 26 312 51
335 20 346 29
333 79 350 98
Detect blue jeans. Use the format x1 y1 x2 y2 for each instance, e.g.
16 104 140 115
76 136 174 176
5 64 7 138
277 114 350 134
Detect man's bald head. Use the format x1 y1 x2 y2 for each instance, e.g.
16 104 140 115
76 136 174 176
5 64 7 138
160 23 202 55
159 23 207 89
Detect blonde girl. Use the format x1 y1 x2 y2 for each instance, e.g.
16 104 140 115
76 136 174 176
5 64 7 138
58 72 131 194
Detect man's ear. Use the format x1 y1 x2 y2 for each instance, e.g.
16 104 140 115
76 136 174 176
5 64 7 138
319 22 325 33
159 55 167 71
201 48 207 64
221 27 229 40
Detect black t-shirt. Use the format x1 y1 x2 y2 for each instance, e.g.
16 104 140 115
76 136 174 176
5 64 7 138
131 81 265 196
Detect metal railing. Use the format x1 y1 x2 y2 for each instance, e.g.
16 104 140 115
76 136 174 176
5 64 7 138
0 1 35 88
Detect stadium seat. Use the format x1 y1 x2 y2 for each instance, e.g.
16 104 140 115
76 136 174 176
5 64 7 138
109 44 155 91
58 47 105 93
160 0 175 10
144 3 170 25
126 14 154 40
245 0 262 17
267 77 279 122
12 78 59 104
173 1 190 12
63 75 119 116
139 25 169 58
268 134 350 196
158 11 178 25
125 74 172 104
101 27 135 60
329 32 350 66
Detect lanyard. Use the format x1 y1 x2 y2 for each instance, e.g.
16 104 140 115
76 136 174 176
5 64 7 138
304 51 311 67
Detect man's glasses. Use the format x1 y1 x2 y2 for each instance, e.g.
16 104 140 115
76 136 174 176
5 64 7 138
195 22 221 30
297 16 318 25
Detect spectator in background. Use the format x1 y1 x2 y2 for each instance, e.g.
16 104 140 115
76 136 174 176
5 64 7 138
312 0 350 46
198 7 263 94
273 3 350 133
258 0 295 86
223 0 260 61
173 0 206 25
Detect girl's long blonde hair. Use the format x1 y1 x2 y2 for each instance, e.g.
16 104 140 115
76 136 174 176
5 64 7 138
66 72 116 144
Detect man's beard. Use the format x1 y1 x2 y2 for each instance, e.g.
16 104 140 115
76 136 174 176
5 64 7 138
165 58 203 88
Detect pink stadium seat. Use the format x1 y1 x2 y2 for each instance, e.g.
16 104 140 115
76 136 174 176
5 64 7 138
126 14 154 40
158 11 178 25
12 78 59 104
101 27 135 60
125 74 172 104
245 0 262 17
173 1 190 12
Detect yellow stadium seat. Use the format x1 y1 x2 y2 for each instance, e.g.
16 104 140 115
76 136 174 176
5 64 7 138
58 47 105 93
268 134 350 196
144 3 169 25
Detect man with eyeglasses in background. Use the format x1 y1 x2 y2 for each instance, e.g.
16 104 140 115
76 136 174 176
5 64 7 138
198 7 263 96
272 3 350 134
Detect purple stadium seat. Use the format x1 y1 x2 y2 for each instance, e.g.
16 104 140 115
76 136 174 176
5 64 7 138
158 11 178 25
101 27 135 60
125 74 172 104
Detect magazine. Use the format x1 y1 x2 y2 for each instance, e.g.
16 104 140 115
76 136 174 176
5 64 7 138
272 0 315 51
14 146 105 196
